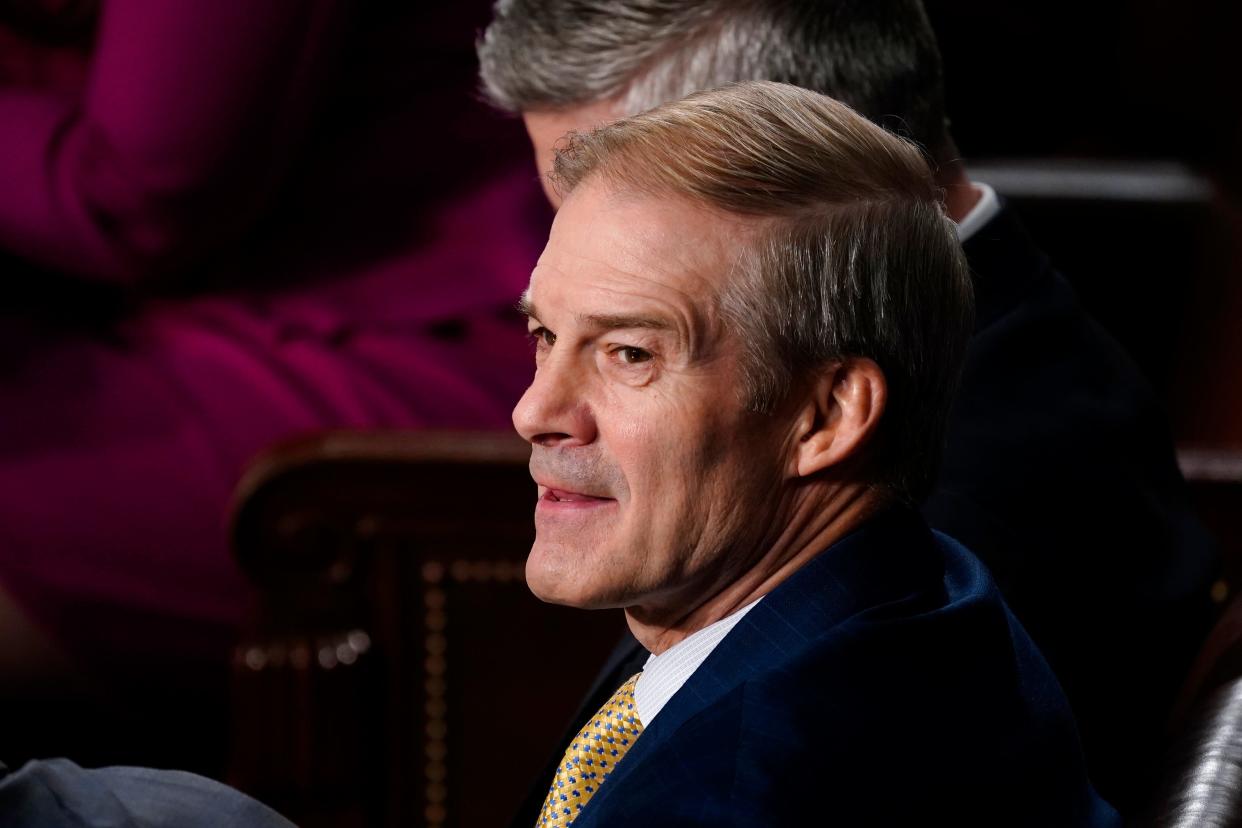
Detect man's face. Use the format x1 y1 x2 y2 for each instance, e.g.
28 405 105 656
523 101 623 207
512 180 795 615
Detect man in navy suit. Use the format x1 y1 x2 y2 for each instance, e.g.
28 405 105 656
480 0 1217 809
510 81 1118 825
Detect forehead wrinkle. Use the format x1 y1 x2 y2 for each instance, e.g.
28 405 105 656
534 243 703 324
546 243 698 296
558 192 725 294
548 265 734 367
533 186 747 360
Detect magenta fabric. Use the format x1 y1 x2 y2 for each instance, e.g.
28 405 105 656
0 1 349 282
0 1 547 669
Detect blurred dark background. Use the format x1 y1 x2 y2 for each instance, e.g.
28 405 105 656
928 0 1242 435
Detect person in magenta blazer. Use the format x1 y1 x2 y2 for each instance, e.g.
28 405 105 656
0 0 544 767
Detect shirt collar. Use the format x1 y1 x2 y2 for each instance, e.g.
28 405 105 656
633 598 762 727
954 182 1001 243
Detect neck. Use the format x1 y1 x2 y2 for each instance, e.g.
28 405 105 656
935 156 980 223
625 483 888 655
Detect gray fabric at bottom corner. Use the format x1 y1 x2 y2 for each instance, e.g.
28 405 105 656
0 758 295 828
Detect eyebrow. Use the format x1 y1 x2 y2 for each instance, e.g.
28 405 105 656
517 295 673 333
516 292 536 319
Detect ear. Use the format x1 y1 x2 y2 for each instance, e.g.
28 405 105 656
793 358 887 478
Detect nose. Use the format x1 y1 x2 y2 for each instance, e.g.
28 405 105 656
512 354 597 448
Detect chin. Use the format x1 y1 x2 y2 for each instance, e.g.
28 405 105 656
524 540 625 609
525 541 586 607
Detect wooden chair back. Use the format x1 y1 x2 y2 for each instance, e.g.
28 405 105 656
227 430 625 828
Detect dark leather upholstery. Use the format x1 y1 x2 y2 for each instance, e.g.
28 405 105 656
1146 539 1242 828
1149 675 1242 827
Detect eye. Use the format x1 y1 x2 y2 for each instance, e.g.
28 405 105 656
528 326 556 351
614 345 652 365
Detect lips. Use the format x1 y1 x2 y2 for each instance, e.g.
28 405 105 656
536 485 617 512
544 488 610 502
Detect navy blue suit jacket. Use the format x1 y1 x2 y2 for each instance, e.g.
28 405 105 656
562 508 1119 827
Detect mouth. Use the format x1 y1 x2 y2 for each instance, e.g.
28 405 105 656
536 486 617 511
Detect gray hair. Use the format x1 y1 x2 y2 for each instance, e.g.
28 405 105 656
552 81 973 500
478 0 951 160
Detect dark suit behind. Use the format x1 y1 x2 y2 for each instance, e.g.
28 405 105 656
565 508 1119 827
927 203 1217 802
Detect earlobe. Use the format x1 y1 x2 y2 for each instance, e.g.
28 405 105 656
794 359 887 478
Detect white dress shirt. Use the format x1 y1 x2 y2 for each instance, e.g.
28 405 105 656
633 598 762 728
954 181 1000 243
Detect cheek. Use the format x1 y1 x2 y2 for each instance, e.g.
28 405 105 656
604 385 700 471
683 413 788 528
615 395 730 523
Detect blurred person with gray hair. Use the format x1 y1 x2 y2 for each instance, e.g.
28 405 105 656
509 80 1118 826
479 0 1217 811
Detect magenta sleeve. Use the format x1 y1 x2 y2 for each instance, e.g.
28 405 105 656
0 0 344 284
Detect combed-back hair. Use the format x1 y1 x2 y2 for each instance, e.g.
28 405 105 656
552 81 973 501
478 0 951 160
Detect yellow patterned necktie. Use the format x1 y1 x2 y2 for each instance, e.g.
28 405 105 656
536 672 644 826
